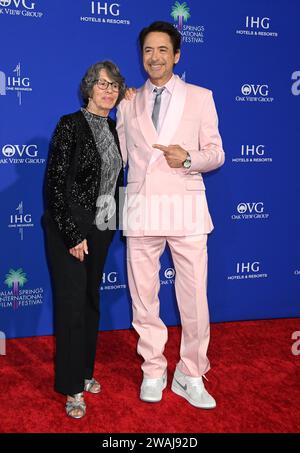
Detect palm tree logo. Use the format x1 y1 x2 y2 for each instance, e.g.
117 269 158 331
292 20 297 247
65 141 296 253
171 1 191 31
4 268 27 310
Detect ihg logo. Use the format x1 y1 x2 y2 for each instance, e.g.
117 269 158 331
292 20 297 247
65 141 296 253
245 16 270 29
102 272 117 283
0 71 30 95
236 262 260 274
91 1 120 16
0 63 31 106
241 145 265 157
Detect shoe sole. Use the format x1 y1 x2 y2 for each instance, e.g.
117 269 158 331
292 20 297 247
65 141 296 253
140 380 167 403
171 381 216 409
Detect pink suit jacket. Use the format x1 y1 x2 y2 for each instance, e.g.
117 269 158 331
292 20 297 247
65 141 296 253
116 75 225 237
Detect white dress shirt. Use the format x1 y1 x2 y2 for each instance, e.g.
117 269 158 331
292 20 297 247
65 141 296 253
146 74 176 134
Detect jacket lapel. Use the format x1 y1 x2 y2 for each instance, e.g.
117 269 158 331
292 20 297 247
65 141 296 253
135 84 158 147
149 75 187 165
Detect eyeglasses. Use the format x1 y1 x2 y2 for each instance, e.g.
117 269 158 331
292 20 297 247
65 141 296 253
94 78 120 92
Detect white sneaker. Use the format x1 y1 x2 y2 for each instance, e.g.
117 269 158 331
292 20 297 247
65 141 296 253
171 367 216 409
140 370 167 402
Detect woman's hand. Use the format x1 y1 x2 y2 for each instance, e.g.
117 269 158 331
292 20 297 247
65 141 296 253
69 239 88 262
124 87 136 101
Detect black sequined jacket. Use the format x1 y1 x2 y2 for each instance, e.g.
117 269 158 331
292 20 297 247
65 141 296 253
45 110 124 249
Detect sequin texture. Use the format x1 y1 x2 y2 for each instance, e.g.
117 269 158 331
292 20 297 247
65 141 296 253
45 111 123 248
81 108 122 226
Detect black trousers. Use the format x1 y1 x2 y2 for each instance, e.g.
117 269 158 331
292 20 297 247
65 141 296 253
44 216 113 395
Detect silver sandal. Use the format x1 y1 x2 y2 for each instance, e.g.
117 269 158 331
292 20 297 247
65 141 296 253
84 377 101 394
65 392 86 419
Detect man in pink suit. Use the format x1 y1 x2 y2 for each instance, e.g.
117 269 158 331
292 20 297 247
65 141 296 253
117 21 225 409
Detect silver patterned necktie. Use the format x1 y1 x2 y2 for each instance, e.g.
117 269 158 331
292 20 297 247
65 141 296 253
151 87 165 130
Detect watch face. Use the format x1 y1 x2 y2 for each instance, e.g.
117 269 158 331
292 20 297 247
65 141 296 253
184 159 191 168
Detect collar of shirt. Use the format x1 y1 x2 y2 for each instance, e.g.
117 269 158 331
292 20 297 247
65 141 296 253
146 73 176 98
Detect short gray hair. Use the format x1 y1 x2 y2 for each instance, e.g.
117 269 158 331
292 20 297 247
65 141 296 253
80 60 126 106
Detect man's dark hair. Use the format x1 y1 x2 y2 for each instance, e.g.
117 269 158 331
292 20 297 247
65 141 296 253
139 21 181 54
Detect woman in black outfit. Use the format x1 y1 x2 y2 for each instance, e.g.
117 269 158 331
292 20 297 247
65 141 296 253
43 61 125 418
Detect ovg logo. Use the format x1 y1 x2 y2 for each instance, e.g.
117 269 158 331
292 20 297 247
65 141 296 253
161 267 176 286
0 143 44 165
4 268 27 310
237 202 264 214
241 84 269 96
2 145 15 157
164 268 175 279
0 0 34 7
1 143 44 165
236 83 274 103
232 202 269 220
2 144 37 157
0 63 32 105
0 0 43 17
237 203 247 214
171 1 190 30
241 85 251 96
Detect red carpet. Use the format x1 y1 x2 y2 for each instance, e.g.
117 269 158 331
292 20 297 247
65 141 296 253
1 318 300 433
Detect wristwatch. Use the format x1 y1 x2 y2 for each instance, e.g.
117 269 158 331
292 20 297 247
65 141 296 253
182 152 191 169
